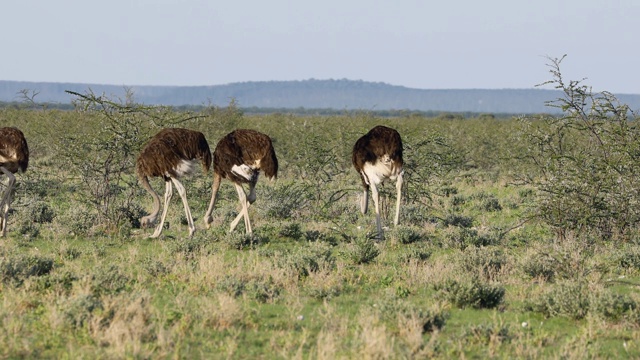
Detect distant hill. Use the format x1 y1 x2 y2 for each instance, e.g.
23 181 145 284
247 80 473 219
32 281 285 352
2 79 640 114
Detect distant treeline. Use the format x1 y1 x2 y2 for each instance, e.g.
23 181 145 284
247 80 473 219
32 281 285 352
2 78 640 114
0 99 527 119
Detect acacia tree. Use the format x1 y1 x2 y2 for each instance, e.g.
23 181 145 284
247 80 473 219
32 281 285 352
521 56 640 240
61 90 204 234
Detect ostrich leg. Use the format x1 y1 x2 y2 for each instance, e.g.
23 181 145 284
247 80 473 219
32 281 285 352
171 177 196 237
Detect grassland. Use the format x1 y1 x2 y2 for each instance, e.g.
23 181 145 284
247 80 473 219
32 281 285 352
1 100 640 359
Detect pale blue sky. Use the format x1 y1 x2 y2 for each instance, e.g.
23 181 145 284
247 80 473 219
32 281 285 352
2 0 638 93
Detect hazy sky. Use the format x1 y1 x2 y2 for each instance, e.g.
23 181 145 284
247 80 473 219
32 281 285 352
2 0 639 93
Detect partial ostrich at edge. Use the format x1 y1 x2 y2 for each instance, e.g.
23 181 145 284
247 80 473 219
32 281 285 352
204 129 278 235
0 127 29 237
137 128 212 238
352 125 404 239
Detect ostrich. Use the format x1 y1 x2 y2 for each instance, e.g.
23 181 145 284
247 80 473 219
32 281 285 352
0 127 29 237
352 125 404 239
136 128 212 238
204 129 278 235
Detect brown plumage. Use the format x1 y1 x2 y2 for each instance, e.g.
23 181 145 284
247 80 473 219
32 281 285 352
204 129 278 234
0 127 29 237
136 128 212 238
352 125 404 239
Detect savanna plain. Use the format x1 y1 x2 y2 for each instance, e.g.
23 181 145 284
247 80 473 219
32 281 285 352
2 67 640 359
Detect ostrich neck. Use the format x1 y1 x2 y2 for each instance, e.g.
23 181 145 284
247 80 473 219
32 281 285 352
139 175 161 221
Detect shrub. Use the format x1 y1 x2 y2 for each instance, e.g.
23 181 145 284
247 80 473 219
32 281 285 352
527 281 636 321
522 253 558 282
435 277 505 309
443 227 496 249
142 258 171 277
34 269 78 293
616 245 640 270
402 204 435 226
591 291 637 320
169 234 210 257
397 243 433 263
522 238 594 282
245 277 282 303
462 323 511 345
24 197 55 224
0 254 54 286
450 194 467 206
216 275 282 303
443 214 474 228
279 222 303 240
56 204 97 236
222 232 266 250
479 197 502 212
459 246 507 281
391 226 424 244
63 294 103 328
343 234 380 265
286 242 335 278
376 295 449 333
262 182 311 219
521 56 640 240
90 265 131 296
303 229 338 245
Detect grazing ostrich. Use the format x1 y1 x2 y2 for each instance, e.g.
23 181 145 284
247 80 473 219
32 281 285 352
204 129 278 234
0 127 29 237
136 128 212 238
352 125 404 239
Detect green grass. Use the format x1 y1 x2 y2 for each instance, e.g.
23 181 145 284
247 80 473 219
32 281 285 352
1 106 640 358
